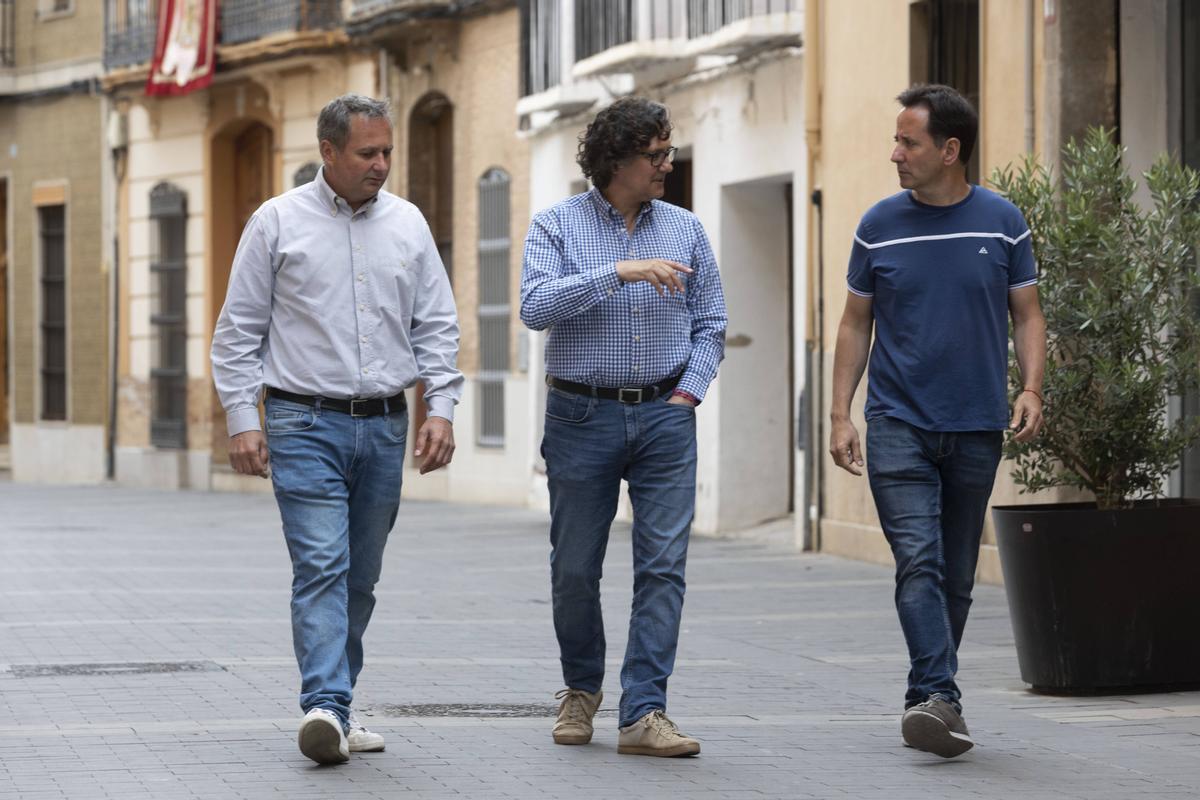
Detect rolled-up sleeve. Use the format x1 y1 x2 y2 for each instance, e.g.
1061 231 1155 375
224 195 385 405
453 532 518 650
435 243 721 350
211 211 277 437
410 219 464 421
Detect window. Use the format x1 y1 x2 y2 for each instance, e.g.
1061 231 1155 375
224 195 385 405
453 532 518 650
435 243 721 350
909 0 980 183
477 169 511 447
39 205 66 421
38 0 74 20
149 183 187 449
520 0 561 96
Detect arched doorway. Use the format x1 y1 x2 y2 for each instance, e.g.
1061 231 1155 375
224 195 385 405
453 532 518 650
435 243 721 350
209 119 274 469
408 92 454 282
407 92 454 448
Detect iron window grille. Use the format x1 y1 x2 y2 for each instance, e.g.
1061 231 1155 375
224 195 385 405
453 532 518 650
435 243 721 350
39 205 67 421
149 183 188 449
477 168 512 448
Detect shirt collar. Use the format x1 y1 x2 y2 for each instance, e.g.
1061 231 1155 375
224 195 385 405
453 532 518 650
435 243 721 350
589 186 653 226
314 166 380 218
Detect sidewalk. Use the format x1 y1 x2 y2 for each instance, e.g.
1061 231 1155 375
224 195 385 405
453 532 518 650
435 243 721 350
0 481 1197 799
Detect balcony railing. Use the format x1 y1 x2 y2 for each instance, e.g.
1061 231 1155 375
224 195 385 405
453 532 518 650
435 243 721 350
220 0 342 46
574 0 632 62
104 0 157 70
105 0 344 71
522 0 561 96
687 0 800 38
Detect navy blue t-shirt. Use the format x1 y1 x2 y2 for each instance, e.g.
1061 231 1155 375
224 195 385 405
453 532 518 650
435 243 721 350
847 185 1037 431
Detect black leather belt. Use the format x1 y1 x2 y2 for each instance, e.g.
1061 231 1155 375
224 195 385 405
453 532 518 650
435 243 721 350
266 387 406 417
546 373 680 404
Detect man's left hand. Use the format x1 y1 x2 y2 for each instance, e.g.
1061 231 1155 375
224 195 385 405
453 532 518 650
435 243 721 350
666 395 695 407
415 416 455 474
1009 391 1044 443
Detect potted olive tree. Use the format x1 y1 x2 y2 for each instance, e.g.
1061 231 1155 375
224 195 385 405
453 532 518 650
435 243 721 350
990 127 1200 693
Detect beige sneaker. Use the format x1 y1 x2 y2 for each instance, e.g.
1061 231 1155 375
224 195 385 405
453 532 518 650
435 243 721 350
552 688 603 745
617 710 701 757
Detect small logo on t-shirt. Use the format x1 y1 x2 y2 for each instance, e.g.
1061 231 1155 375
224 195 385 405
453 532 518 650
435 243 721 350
978 246 989 255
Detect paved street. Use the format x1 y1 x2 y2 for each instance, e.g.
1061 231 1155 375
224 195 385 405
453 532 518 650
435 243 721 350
0 480 1198 799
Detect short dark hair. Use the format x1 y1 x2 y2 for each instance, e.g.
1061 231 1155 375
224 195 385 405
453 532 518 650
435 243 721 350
896 84 978 167
317 94 392 151
577 97 673 190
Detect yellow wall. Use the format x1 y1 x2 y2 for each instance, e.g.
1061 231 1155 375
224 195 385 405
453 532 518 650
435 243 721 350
392 7 530 377
4 92 106 426
15 1 103 66
813 0 1049 580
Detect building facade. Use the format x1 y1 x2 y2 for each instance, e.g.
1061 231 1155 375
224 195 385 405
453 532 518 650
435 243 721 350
515 0 808 537
0 0 111 483
102 0 528 495
807 0 1200 581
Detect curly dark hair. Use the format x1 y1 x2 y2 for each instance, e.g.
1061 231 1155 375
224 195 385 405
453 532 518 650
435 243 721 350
577 98 673 190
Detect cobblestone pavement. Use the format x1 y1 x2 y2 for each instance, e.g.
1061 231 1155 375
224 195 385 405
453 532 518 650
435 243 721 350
0 481 1197 799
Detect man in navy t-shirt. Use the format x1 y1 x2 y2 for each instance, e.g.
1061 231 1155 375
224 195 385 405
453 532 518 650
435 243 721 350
829 84 1046 758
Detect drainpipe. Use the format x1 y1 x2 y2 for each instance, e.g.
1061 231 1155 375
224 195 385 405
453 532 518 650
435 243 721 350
803 0 822 552
1025 0 1035 153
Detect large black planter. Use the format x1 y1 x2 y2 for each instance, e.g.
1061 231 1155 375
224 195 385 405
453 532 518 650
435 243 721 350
992 499 1200 694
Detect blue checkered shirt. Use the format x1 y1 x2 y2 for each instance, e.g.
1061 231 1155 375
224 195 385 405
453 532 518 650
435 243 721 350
520 189 727 401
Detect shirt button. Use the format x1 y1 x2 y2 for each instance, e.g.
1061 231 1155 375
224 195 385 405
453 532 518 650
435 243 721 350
362 368 370 375
354 245 362 252
358 304 366 311
358 273 365 281
607 289 614 296
361 336 368 343
632 365 640 372
632 307 640 314
633 335 640 342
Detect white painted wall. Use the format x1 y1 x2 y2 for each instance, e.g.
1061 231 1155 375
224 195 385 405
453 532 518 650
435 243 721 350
517 52 807 539
12 424 106 483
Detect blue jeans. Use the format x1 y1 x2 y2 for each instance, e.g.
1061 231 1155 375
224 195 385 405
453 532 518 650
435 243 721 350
865 416 1002 711
265 395 408 726
541 388 697 728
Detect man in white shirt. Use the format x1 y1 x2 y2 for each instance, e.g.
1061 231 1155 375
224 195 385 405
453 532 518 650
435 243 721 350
212 94 463 765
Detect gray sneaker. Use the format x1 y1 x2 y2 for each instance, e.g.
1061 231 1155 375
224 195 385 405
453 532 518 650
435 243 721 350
901 697 974 758
552 688 603 745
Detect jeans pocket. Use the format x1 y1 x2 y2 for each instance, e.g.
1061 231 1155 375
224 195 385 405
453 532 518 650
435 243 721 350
545 388 593 423
384 409 409 443
265 403 316 435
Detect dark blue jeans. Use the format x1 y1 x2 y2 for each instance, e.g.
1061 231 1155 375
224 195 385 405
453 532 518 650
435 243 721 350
265 395 408 726
866 416 1002 711
541 388 697 728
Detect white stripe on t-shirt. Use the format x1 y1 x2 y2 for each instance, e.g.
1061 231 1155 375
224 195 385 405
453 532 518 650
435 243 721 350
854 229 1032 250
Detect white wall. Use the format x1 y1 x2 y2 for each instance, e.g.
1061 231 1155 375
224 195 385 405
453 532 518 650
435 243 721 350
518 52 807 539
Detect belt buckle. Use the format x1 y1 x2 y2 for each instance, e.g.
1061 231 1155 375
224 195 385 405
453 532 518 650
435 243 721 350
350 399 369 417
618 387 643 404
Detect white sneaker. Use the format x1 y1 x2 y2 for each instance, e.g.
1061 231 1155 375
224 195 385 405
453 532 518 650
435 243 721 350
347 711 385 752
298 708 349 764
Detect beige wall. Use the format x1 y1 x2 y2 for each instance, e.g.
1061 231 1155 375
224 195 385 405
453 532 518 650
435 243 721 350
14 1 103 66
391 7 530 377
814 0 1052 581
4 92 106 426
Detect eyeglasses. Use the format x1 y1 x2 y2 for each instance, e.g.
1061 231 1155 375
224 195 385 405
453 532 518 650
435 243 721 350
638 146 677 168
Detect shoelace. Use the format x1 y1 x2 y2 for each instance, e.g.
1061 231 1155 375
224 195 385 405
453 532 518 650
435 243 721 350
555 689 593 724
644 710 682 738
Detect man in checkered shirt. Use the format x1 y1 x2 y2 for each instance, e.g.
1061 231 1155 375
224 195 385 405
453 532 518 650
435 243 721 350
520 97 727 758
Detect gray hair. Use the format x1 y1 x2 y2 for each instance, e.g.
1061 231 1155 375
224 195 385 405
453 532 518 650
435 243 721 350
317 94 392 151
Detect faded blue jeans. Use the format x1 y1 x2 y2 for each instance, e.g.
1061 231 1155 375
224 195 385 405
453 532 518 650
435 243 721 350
266 394 408 727
541 388 697 728
866 416 1002 711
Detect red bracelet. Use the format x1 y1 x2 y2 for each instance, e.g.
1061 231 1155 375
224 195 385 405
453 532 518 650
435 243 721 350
1021 388 1044 403
671 390 699 405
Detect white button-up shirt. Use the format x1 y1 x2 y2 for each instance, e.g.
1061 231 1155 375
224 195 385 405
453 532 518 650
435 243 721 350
212 167 463 436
